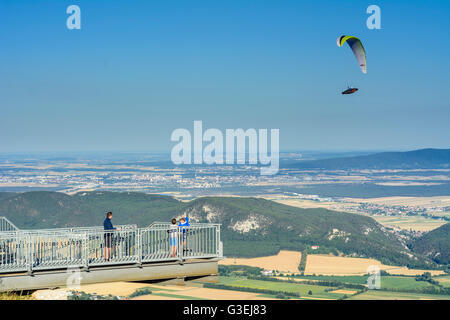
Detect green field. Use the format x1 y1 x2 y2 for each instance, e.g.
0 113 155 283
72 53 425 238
279 274 436 290
147 292 205 300
379 276 437 291
217 273 450 300
280 275 368 284
218 276 356 299
434 275 450 288
348 290 450 300
373 215 447 231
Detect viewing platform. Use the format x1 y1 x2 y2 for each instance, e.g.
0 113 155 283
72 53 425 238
0 217 223 292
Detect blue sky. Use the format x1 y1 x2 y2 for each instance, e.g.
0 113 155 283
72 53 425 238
0 0 449 152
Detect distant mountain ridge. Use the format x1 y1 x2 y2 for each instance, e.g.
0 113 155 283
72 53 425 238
0 191 183 229
0 191 442 269
285 148 450 170
180 196 429 267
409 223 450 265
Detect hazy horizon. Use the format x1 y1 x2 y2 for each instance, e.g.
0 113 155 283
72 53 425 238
0 147 447 156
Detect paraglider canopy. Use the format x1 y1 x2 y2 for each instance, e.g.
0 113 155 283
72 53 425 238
337 35 367 74
341 87 359 95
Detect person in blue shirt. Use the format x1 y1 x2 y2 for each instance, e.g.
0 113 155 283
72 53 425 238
103 211 120 261
178 214 190 252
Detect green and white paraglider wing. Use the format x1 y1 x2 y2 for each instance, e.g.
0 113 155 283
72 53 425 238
337 35 367 74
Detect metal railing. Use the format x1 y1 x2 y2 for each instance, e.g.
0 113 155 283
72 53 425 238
0 221 222 274
28 232 86 271
9 224 137 235
148 221 221 229
86 229 138 266
0 233 28 272
0 217 19 232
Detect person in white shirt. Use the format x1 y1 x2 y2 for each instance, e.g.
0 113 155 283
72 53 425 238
168 218 178 257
